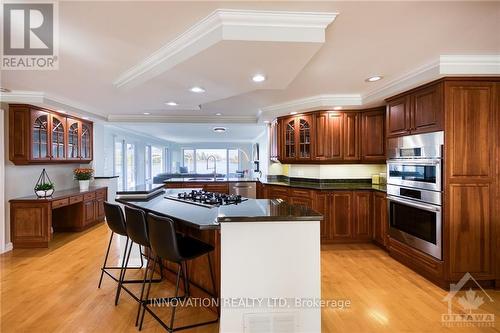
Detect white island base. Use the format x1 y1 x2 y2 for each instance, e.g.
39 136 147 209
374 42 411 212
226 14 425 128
219 220 321 333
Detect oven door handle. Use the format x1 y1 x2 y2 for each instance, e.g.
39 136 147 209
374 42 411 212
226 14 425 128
387 159 441 165
387 195 441 212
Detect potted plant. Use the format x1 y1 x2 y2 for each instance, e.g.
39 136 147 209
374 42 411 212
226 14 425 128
34 182 55 198
74 168 94 191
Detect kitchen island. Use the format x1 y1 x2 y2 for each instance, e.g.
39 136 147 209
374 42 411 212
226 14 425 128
117 188 323 332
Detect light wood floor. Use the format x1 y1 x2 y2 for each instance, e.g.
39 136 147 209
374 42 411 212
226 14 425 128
1 223 499 333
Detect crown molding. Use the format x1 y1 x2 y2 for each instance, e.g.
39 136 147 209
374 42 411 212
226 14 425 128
107 114 257 124
439 55 500 75
113 9 337 89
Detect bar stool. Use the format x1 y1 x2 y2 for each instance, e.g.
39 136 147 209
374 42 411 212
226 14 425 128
98 202 148 304
119 206 163 326
139 213 219 332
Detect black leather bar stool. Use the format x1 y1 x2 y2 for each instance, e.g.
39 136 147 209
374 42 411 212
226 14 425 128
98 202 148 304
139 213 219 332
119 206 163 326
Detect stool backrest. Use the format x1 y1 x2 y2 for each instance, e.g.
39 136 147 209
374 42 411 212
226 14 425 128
124 206 150 247
147 214 182 263
103 202 127 236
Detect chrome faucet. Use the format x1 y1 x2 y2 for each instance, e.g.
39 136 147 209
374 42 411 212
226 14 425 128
207 155 217 179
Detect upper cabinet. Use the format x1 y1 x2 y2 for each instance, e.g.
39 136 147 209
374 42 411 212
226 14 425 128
386 82 443 137
276 108 386 164
269 119 280 161
9 104 94 165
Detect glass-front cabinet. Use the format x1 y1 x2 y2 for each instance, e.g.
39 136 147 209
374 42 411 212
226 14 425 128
8 104 94 165
280 115 313 162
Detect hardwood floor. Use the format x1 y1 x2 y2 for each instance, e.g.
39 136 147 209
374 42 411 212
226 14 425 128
1 223 499 332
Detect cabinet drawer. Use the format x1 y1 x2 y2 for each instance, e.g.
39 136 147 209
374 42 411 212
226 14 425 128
52 198 69 209
69 195 83 204
96 189 106 199
289 188 313 198
84 192 96 201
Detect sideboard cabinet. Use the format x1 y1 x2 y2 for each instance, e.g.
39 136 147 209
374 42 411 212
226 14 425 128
9 104 93 165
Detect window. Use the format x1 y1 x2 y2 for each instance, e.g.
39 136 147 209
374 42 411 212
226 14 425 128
145 145 151 181
151 146 163 178
182 148 240 177
114 139 124 188
164 147 169 172
126 143 135 188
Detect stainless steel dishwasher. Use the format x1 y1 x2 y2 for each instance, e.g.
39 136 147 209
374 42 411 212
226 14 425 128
229 182 256 199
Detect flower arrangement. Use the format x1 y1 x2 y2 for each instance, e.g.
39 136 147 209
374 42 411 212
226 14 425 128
74 168 94 181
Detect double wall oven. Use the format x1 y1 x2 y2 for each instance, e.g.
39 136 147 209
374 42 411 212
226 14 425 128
386 131 444 260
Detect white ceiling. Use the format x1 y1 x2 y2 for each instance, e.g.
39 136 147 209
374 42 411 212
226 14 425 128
1 1 499 142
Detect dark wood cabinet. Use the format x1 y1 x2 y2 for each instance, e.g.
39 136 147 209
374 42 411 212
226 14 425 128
83 200 95 226
277 108 385 164
330 191 353 241
372 191 387 248
267 185 289 201
313 191 330 242
353 191 372 240
9 104 94 165
361 108 386 163
386 82 443 138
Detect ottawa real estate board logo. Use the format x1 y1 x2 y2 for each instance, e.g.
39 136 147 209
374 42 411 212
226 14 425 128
2 1 59 70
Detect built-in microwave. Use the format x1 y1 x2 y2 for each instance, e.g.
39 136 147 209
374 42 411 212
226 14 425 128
387 159 441 192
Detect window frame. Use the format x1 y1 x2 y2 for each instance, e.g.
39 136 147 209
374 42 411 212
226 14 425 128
182 148 241 176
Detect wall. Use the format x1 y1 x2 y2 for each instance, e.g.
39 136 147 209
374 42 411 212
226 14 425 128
2 103 85 248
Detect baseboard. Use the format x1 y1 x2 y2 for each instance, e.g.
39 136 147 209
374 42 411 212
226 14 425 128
1 242 13 254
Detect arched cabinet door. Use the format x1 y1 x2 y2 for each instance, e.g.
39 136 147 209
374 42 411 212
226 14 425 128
67 119 80 160
31 111 50 161
51 114 66 160
298 116 312 159
284 118 296 160
81 122 93 161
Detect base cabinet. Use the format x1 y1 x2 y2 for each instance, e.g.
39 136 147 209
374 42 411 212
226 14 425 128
372 191 388 248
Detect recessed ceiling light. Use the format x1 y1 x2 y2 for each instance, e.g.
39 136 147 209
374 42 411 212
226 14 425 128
213 127 226 133
215 113 222 116
166 101 178 106
290 111 297 115
252 74 266 83
190 86 205 93
143 112 151 115
333 106 343 110
365 75 383 82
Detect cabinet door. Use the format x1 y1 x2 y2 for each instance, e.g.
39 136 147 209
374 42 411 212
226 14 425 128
30 110 51 161
83 200 95 225
313 112 342 161
9 106 30 164
50 114 66 160
361 109 386 162
353 191 372 240
386 96 411 137
330 191 353 240
290 196 313 208
268 186 289 201
411 83 443 134
81 121 93 161
297 115 313 160
67 119 80 160
372 191 387 247
343 113 359 161
282 117 296 161
270 120 279 160
313 192 331 242
95 197 105 220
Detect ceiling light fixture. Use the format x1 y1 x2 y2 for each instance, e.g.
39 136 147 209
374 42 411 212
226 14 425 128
252 74 266 83
166 101 178 106
190 86 205 93
290 111 297 115
213 127 226 133
365 75 383 82
143 112 151 115
215 113 222 116
333 106 343 110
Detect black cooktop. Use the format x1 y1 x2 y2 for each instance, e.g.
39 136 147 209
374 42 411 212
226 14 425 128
165 190 248 208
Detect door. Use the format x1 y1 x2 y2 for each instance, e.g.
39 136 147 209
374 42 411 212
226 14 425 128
411 83 443 134
83 200 95 225
50 114 66 161
386 96 411 137
314 192 331 242
67 119 80 160
30 110 51 161
330 191 353 240
353 191 372 240
361 109 386 162
372 192 387 247
297 115 313 160
282 117 296 161
343 113 359 161
313 112 342 161
81 121 93 161
95 197 105 220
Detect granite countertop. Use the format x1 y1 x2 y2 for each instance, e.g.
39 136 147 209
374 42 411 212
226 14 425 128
116 189 323 230
164 177 258 183
116 183 165 195
260 180 386 192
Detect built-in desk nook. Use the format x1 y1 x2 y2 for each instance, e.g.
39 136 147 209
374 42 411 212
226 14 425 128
9 186 107 248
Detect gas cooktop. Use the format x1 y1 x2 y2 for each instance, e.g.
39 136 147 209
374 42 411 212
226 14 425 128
165 190 248 208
